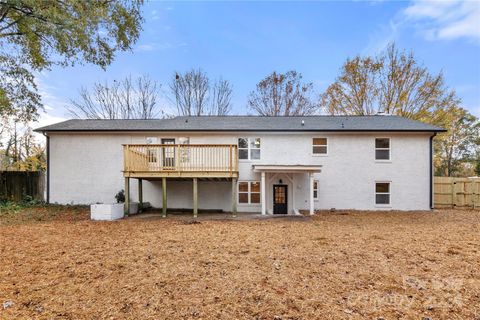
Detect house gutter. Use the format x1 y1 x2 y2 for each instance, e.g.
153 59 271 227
35 129 446 133
43 132 50 204
430 133 436 209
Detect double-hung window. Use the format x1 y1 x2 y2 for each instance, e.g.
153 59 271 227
238 181 261 204
375 138 390 161
238 138 261 160
312 138 328 155
375 182 390 205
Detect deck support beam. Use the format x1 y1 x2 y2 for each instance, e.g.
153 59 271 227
138 178 143 213
124 177 130 216
193 178 198 218
162 177 167 218
309 172 314 215
232 178 237 217
261 172 266 215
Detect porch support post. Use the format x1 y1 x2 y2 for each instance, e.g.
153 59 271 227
124 177 130 216
261 171 266 215
138 178 143 213
309 172 314 215
162 177 167 218
231 178 237 217
193 178 198 218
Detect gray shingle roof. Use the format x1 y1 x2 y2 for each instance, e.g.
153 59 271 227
34 115 446 133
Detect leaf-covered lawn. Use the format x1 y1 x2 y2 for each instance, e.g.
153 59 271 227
0 204 88 226
0 208 479 319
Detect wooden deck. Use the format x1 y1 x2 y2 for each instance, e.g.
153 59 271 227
123 144 239 179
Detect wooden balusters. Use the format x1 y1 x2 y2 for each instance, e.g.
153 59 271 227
122 144 239 177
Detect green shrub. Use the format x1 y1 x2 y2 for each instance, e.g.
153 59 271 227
115 189 125 203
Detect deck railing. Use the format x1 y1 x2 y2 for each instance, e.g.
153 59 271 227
123 144 238 175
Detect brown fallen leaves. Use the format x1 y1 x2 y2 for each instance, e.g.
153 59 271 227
0 208 479 319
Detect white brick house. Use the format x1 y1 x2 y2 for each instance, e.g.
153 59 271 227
35 115 445 215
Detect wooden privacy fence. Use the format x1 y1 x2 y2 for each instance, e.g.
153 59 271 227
434 176 479 209
0 171 45 202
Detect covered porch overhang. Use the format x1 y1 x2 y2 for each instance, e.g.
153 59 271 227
253 164 322 216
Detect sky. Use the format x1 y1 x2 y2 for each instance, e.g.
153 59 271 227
35 0 480 129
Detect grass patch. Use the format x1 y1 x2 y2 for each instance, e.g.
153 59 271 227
0 202 88 226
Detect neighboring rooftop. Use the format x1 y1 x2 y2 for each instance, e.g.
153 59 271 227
34 115 446 132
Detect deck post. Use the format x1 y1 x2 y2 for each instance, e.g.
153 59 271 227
232 178 237 217
124 177 130 216
193 178 198 218
261 171 266 215
162 177 167 218
138 178 143 213
309 172 314 215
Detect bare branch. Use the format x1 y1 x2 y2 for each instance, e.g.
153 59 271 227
248 70 318 116
68 74 162 119
170 69 232 116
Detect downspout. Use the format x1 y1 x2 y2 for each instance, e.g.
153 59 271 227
430 133 436 209
43 132 50 204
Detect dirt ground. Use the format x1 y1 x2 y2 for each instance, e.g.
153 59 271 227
0 207 479 319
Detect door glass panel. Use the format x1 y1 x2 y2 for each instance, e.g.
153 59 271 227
274 187 286 203
162 139 175 168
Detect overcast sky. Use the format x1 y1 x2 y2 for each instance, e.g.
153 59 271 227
35 0 480 128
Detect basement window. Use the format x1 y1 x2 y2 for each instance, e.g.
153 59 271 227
238 181 261 204
312 138 328 155
375 138 390 160
375 182 390 205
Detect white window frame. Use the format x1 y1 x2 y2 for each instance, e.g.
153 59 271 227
375 138 391 161
375 181 391 206
313 180 319 201
146 137 159 164
238 137 261 161
312 137 328 156
238 181 261 205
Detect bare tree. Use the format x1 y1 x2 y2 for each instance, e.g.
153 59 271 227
68 75 162 119
320 43 457 121
247 70 318 116
210 78 233 116
170 69 233 116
